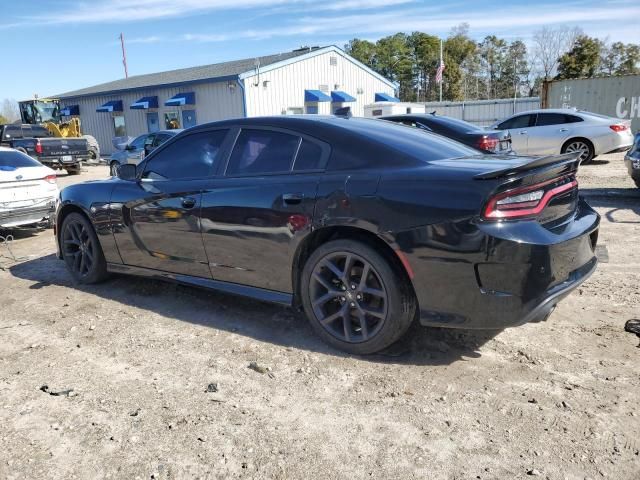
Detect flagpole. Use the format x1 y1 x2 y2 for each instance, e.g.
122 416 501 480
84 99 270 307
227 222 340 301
439 39 443 102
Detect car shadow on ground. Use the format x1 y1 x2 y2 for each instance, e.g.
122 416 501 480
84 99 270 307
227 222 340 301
587 159 610 166
580 190 640 223
9 254 500 366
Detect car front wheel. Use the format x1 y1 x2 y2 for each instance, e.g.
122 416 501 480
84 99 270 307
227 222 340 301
61 212 108 284
300 239 416 354
563 139 594 164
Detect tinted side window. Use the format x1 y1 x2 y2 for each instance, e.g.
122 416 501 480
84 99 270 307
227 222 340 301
565 115 583 123
30 126 50 138
153 134 171 147
227 129 299 176
130 135 147 150
498 114 534 130
293 139 325 171
536 113 571 126
142 130 228 180
4 125 23 139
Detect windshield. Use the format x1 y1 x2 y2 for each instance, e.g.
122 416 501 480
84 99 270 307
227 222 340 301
20 101 61 124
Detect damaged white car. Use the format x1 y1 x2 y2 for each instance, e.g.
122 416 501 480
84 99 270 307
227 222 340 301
0 147 58 229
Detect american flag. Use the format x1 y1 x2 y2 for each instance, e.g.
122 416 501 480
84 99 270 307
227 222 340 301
435 59 445 84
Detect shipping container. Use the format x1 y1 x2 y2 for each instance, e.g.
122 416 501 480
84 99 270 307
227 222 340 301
542 75 640 133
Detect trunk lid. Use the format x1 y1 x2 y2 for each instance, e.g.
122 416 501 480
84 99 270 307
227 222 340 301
0 165 57 208
39 137 89 156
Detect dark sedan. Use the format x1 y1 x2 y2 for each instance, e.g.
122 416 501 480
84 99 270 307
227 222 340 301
624 131 640 188
381 113 512 154
55 116 599 354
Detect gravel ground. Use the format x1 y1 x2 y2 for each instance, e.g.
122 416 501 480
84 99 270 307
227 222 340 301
0 155 638 480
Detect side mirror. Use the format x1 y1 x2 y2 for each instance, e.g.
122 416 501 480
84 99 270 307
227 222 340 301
117 163 137 181
125 144 135 151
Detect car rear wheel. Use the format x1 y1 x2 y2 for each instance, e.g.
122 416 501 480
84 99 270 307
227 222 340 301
61 212 108 284
300 239 416 354
66 162 82 175
563 139 594 164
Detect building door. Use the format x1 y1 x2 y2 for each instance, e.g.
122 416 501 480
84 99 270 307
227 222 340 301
146 112 159 133
182 110 197 129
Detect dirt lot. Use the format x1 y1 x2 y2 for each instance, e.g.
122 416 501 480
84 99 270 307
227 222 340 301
1 156 638 480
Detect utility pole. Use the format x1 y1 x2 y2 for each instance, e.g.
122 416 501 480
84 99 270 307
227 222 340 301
439 39 443 102
119 33 129 79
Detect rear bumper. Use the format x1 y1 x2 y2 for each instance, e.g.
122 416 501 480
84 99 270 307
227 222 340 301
0 201 56 228
402 199 600 330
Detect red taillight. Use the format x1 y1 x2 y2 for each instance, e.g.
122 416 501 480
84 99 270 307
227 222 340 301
35 140 43 154
44 174 57 184
483 176 578 220
610 124 629 132
477 136 499 152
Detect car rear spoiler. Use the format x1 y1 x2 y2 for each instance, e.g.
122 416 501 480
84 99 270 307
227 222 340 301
474 152 580 180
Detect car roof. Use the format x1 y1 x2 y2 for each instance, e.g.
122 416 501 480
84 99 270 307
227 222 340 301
380 113 483 131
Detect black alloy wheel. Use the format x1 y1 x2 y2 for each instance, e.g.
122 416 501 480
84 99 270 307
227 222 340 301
310 251 388 343
61 213 108 284
301 239 416 354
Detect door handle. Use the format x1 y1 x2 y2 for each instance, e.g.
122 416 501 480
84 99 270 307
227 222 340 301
559 128 569 132
181 197 197 209
282 193 304 205
519 131 528 135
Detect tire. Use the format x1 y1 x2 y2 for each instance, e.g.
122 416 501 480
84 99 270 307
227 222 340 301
66 162 82 175
89 147 99 161
60 212 109 284
634 179 640 189
562 139 594 164
110 161 120 176
300 239 416 355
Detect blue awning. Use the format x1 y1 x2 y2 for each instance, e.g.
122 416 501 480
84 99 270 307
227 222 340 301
375 92 400 102
305 90 332 102
130 96 158 110
60 105 80 116
96 100 123 113
331 91 356 103
165 92 195 106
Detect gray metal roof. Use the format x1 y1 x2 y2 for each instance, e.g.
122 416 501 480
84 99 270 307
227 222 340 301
57 48 317 99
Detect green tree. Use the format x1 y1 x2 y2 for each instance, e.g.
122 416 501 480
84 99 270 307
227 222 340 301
407 32 440 101
556 35 603 79
375 33 414 101
479 35 508 98
443 26 477 101
344 39 377 69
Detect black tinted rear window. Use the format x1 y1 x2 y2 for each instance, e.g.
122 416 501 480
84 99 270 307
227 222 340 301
337 118 478 163
0 150 42 168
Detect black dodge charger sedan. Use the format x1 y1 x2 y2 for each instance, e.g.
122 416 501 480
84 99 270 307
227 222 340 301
55 116 599 354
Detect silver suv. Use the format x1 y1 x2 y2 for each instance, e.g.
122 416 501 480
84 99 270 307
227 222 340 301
492 109 633 163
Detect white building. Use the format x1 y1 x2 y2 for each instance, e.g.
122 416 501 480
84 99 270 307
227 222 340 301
56 45 398 154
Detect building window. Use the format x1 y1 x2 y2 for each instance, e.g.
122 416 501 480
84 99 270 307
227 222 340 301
113 115 126 137
306 105 319 114
330 56 338 66
164 112 181 129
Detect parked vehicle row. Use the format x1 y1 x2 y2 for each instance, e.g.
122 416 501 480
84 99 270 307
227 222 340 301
0 123 89 175
0 147 58 229
56 116 600 354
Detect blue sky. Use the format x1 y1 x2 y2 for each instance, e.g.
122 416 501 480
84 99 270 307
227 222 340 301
1 0 639 101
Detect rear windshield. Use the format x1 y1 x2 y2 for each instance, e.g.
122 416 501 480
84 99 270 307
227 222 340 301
426 115 482 131
346 118 479 161
0 150 42 169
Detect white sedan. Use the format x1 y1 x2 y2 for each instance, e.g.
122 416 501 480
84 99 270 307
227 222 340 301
0 147 59 229
491 109 634 163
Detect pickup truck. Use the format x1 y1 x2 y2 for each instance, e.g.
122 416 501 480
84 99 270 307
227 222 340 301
0 124 89 175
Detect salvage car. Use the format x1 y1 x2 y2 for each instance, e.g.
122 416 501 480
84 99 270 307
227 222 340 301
0 147 58 229
491 109 633 164
381 113 512 154
109 130 181 176
624 131 640 188
55 116 599 354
